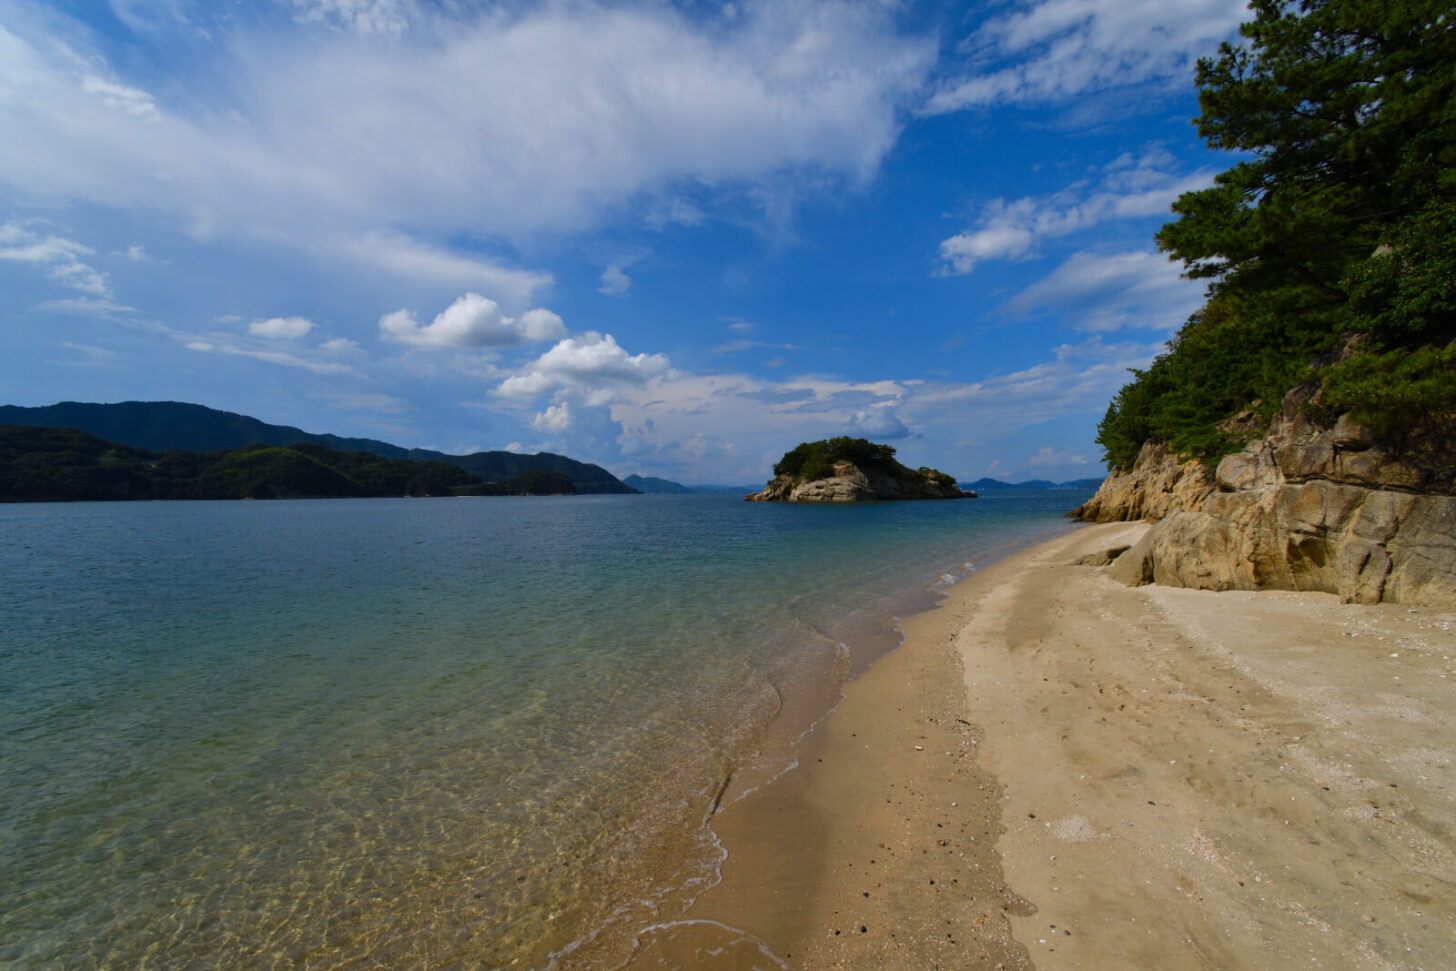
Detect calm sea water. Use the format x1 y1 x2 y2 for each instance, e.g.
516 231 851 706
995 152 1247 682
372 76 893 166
0 490 1090 967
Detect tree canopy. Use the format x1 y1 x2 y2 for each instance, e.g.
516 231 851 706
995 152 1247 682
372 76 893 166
1098 0 1456 470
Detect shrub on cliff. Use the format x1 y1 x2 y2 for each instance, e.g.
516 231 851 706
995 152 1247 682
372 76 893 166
1097 0 1456 470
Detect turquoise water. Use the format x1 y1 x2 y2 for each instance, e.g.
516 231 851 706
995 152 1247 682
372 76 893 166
0 491 1090 967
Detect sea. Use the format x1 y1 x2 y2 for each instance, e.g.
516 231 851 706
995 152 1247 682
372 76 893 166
0 489 1092 967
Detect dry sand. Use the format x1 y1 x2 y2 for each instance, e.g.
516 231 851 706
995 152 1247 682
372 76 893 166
624 522 1456 970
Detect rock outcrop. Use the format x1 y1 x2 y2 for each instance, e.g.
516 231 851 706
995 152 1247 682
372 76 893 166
1071 441 1215 523
747 460 973 502
1097 383 1456 607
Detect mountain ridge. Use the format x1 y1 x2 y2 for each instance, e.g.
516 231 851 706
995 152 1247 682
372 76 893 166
0 400 636 494
965 477 1105 491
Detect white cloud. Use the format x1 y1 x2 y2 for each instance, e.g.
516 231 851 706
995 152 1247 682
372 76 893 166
1008 249 1202 331
939 153 1215 273
1028 446 1087 468
506 335 1157 482
249 315 313 339
598 264 632 298
289 0 413 36
939 224 1036 273
532 401 574 434
0 220 115 299
380 294 566 349
184 339 356 375
337 233 550 306
498 332 671 399
80 76 159 119
320 337 362 353
845 403 911 439
35 297 137 317
926 0 1247 113
0 4 933 255
45 260 111 296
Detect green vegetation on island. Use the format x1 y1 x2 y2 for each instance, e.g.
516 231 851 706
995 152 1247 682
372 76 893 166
0 400 637 493
773 437 959 490
1097 0 1456 472
749 436 968 501
0 425 578 501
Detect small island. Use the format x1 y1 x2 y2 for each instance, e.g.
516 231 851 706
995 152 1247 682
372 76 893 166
747 437 974 502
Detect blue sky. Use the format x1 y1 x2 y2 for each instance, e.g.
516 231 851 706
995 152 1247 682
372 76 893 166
0 0 1248 484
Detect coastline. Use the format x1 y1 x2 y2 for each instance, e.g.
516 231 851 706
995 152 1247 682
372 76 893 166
627 521 1456 968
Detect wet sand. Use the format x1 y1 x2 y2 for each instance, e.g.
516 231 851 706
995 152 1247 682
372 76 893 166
625 522 1456 969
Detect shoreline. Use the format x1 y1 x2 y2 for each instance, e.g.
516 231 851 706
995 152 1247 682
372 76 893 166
626 521 1456 968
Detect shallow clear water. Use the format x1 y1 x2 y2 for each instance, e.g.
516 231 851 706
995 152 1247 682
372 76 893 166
0 490 1090 967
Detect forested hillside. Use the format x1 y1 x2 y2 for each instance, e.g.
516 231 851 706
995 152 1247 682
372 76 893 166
0 401 636 493
0 426 575 501
1097 0 1455 473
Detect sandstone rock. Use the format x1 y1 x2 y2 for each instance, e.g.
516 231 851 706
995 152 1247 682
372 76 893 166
1071 442 1215 523
1071 546 1132 567
1095 379 1456 608
1109 472 1456 608
746 460 972 502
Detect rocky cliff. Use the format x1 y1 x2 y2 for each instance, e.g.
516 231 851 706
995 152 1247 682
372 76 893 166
1088 383 1456 608
1071 441 1215 523
747 460 973 502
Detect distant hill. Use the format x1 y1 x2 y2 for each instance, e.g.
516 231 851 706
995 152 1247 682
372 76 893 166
0 425 480 501
0 401 636 494
622 474 693 494
965 477 1104 491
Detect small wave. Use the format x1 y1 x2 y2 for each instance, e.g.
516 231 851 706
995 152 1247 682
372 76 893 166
628 918 789 969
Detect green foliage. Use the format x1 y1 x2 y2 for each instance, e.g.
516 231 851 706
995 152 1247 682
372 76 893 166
1099 0 1456 468
456 470 577 496
918 467 957 489
0 426 482 502
773 437 900 483
1347 200 1456 350
0 400 638 493
769 437 962 492
1321 343 1456 440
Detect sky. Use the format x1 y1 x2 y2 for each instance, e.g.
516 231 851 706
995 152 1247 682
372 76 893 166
0 0 1251 485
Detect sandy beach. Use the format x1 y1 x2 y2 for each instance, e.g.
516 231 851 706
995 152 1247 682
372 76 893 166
628 522 1456 969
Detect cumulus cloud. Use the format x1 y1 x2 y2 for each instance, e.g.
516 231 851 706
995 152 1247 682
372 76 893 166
249 315 313 339
583 334 1157 482
498 333 671 399
939 151 1214 273
1008 249 1202 331
532 401 574 434
845 403 911 439
380 294 566 349
926 0 1246 113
